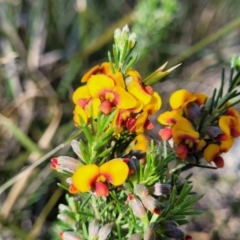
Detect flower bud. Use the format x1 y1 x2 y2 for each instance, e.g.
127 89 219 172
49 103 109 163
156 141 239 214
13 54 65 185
60 232 81 240
128 194 147 218
207 126 222 138
213 155 224 168
161 220 178 230
128 32 136 48
185 102 201 120
99 100 112 114
88 220 99 239
71 140 83 159
144 119 154 130
51 156 80 173
114 25 129 49
159 127 172 141
185 235 193 240
176 144 188 159
139 195 161 215
98 223 113 240
151 182 171 196
123 156 138 175
164 227 185 239
126 117 137 132
134 184 149 197
58 203 70 212
122 25 129 33
57 214 75 225
128 233 142 240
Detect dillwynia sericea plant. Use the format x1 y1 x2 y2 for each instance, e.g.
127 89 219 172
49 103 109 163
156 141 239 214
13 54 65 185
51 26 240 240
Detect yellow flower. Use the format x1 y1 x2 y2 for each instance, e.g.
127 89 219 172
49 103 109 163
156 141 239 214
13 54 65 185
171 118 205 159
72 85 101 124
172 118 199 146
157 110 183 126
88 74 137 111
203 144 223 168
219 115 240 138
125 134 149 157
169 89 207 109
70 159 129 197
143 91 162 115
126 69 162 109
73 104 88 125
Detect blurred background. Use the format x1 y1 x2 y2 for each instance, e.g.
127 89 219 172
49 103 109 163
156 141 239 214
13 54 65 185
1 0 240 239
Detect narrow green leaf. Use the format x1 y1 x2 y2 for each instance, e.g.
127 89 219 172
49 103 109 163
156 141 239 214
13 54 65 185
143 63 181 85
57 183 69 191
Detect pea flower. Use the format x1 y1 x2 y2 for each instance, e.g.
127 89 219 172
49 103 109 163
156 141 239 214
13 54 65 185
157 109 183 127
126 68 162 109
169 89 207 110
51 140 83 173
73 74 137 121
171 118 205 159
128 194 147 219
51 156 80 173
69 159 129 197
219 115 240 138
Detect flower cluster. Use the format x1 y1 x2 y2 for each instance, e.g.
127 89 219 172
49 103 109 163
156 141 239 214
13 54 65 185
72 62 161 135
51 140 128 197
158 89 240 168
50 26 240 240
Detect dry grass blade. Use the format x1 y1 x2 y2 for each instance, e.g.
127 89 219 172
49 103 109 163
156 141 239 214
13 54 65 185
0 103 62 217
27 188 63 240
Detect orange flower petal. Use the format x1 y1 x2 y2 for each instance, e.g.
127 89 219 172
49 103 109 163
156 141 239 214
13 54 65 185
126 117 136 132
110 72 125 88
72 164 99 192
113 86 137 109
157 110 183 126
132 100 143 112
203 144 220 162
85 97 101 118
172 118 199 145
127 81 152 105
135 111 148 133
144 91 162 115
81 62 116 82
81 65 101 82
219 136 234 152
99 159 129 186
100 62 113 74
95 182 109 197
69 184 81 194
169 89 193 109
176 144 188 159
225 107 239 119
131 134 149 153
72 85 91 104
99 100 112 114
193 93 208 106
159 127 172 141
88 75 115 97
126 69 142 83
219 116 232 137
196 139 206 151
